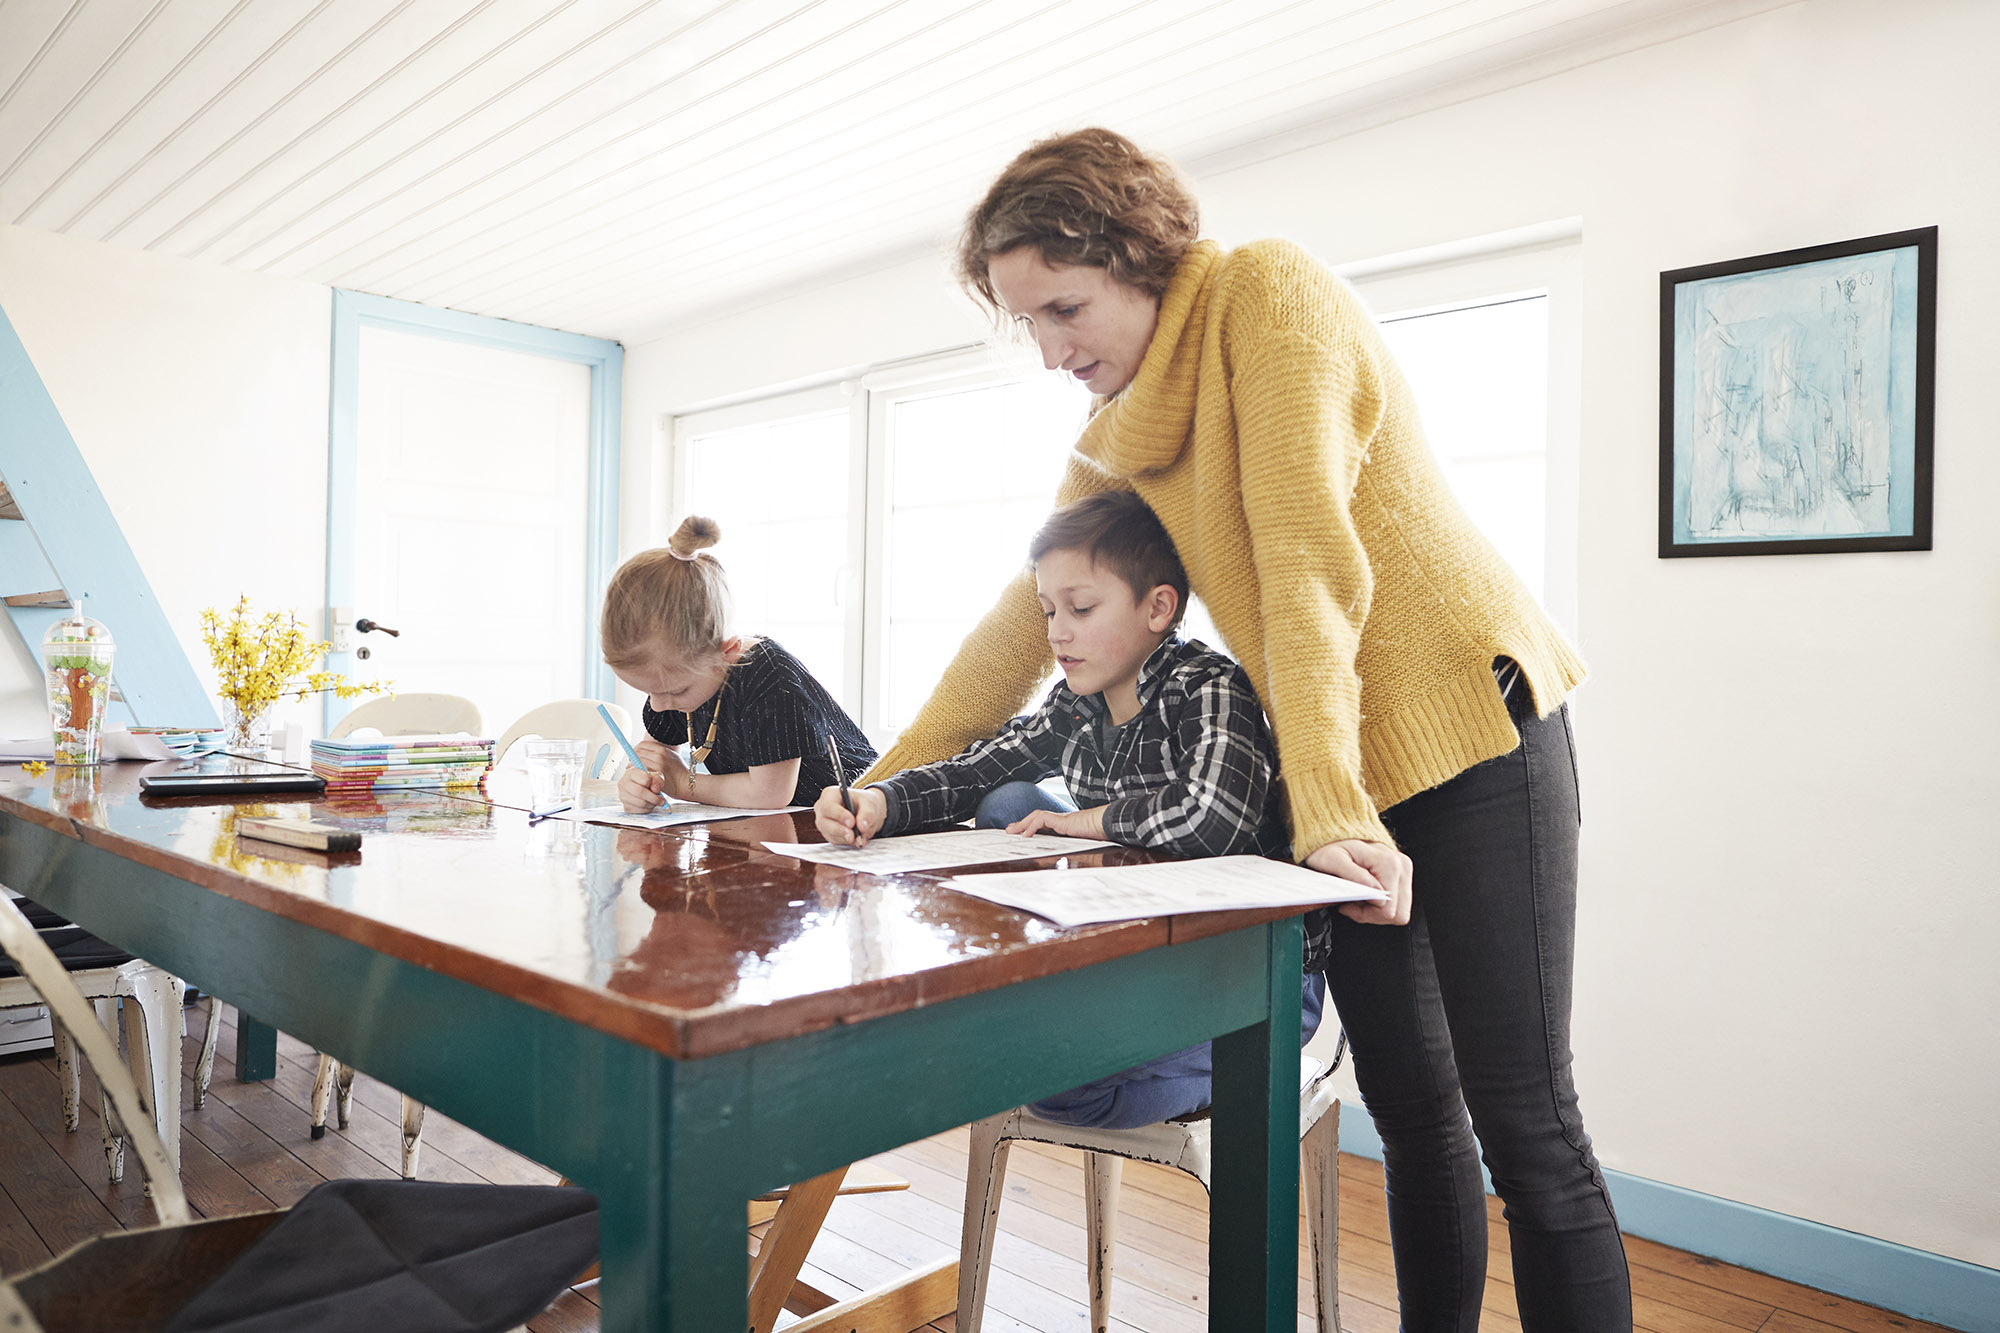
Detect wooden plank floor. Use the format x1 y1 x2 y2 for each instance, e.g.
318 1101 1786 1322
0 1004 1947 1333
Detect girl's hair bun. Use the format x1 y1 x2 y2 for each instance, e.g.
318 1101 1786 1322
668 515 722 558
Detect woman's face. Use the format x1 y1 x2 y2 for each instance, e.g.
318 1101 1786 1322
987 248 1161 397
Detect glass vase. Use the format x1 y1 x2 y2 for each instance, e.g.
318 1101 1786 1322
225 701 273 757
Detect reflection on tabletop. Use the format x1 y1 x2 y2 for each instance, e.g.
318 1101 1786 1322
0 765 1222 1057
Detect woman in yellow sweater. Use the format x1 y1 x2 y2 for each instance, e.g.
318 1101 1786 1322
863 129 1630 1329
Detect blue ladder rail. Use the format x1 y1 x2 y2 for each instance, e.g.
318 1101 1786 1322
0 301 217 729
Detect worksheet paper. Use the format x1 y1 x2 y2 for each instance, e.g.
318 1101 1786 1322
942 855 1388 928
763 828 1116 874
555 800 803 829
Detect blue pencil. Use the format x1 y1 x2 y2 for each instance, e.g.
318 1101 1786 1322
596 704 649 776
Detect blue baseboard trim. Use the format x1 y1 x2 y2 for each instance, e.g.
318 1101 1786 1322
1335 1102 1999 1332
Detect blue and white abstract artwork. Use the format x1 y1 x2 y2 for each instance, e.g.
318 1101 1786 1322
1672 244 1921 544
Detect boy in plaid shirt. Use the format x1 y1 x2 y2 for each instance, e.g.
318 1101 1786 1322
813 490 1325 1128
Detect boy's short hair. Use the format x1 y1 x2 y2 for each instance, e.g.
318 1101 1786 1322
1029 490 1188 627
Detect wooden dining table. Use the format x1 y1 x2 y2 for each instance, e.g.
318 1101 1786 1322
0 761 1307 1332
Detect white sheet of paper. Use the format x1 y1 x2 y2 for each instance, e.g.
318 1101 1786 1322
555 800 802 829
942 854 1388 928
1 730 179 762
764 828 1116 874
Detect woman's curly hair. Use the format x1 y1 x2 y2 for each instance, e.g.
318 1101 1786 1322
957 128 1200 313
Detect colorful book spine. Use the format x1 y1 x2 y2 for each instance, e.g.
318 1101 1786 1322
310 735 494 793
316 766 491 792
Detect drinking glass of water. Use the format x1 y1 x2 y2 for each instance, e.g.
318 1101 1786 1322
524 739 587 814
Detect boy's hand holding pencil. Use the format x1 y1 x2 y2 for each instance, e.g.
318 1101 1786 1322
813 785 886 847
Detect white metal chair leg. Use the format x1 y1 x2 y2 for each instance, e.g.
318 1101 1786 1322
1082 1151 1122 1332
117 963 184 1178
1300 1100 1342 1332
310 1053 426 1178
957 1054 1347 1330
192 994 221 1109
90 996 125 1182
0 897 187 1225
400 1097 426 1179
956 1114 1015 1333
310 1052 337 1139
52 1017 80 1131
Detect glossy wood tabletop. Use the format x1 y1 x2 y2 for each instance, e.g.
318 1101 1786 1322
0 763 1294 1061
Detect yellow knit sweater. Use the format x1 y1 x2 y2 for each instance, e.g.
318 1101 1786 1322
864 238 1586 853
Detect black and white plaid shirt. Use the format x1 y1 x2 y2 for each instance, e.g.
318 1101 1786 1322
873 635 1291 861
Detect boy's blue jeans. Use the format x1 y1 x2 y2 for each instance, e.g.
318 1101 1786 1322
974 780 1326 1130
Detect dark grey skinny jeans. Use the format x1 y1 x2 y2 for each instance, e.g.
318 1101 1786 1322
1320 680 1632 1330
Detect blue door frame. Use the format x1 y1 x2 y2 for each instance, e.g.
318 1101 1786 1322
324 291 623 730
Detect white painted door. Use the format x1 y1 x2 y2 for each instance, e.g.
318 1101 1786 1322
348 326 591 737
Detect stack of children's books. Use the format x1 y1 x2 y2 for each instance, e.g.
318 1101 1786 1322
309 733 495 795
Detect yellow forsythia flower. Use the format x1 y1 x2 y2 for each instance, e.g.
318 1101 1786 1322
199 597 389 715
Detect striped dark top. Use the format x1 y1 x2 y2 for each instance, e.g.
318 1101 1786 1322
642 639 875 807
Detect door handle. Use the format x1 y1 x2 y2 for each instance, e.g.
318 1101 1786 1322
354 618 401 637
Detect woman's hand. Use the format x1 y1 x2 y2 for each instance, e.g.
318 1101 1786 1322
813 785 887 847
1305 839 1413 926
1005 806 1107 840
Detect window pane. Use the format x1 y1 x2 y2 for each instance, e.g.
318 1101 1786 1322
882 375 1089 732
683 410 850 697
1377 296 1548 602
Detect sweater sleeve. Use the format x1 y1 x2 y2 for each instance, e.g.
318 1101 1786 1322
871 692 1068 835
1233 327 1396 851
859 452 1128 783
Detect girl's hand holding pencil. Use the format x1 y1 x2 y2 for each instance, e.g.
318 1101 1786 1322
617 737 684 813
813 785 887 847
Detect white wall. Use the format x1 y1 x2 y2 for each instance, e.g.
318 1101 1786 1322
0 225 332 739
621 0 2000 1268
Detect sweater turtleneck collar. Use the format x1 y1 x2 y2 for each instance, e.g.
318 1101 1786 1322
1074 239 1222 479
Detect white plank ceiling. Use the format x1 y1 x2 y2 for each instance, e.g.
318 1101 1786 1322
1 0 1769 344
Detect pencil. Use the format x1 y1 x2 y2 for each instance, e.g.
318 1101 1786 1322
597 704 649 776
825 733 853 814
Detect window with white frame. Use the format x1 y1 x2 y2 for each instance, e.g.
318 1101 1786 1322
1348 241 1581 639
674 390 857 703
867 367 1090 735
670 355 1088 748
1376 294 1549 602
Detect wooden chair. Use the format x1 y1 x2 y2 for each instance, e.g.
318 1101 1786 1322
0 892 182 1186
745 1164 957 1333
0 895 597 1333
957 1043 1347 1333
194 692 488 1178
494 698 633 780
535 1160 955 1333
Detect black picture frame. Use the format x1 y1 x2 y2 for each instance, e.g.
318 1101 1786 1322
1658 226 1936 558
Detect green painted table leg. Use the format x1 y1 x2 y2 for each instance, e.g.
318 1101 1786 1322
1209 917 1304 1331
592 1054 752 1333
234 1013 277 1082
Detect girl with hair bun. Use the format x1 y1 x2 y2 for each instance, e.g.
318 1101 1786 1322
601 515 873 812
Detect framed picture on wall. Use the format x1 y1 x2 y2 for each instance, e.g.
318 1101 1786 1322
1659 226 1936 557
